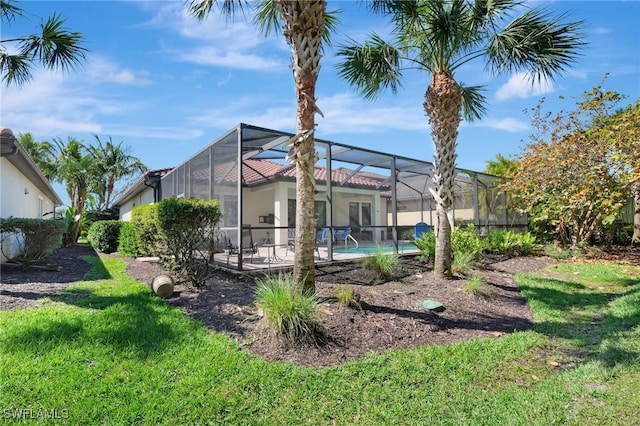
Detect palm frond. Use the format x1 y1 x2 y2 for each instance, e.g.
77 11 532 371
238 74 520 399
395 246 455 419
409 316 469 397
253 0 279 37
459 83 488 122
335 34 402 101
0 51 30 86
186 0 247 21
486 8 585 82
20 13 87 73
1 0 25 22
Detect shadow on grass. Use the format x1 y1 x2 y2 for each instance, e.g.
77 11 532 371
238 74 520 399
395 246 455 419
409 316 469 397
518 273 640 368
2 273 193 360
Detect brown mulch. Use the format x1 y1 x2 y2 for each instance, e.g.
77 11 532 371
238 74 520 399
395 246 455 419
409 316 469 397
2 244 637 367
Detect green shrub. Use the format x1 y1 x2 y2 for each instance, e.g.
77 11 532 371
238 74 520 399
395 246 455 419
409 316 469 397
543 243 579 259
483 229 537 255
82 208 118 238
361 247 399 280
117 221 139 257
157 197 223 286
0 218 64 267
411 231 436 261
87 220 122 253
254 274 320 344
131 204 163 257
451 224 483 260
452 250 478 275
334 286 361 309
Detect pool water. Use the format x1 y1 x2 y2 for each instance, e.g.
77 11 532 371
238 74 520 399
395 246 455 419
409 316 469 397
332 244 417 255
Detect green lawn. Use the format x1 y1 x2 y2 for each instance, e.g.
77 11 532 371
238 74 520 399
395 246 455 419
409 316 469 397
1 256 639 425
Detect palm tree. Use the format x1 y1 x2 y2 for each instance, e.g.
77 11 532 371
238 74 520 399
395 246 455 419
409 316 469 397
1 0 87 86
484 153 518 179
188 0 331 293
337 0 584 278
52 137 95 242
17 132 57 179
88 135 146 210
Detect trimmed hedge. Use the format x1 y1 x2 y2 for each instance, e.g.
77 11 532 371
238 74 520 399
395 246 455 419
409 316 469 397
117 221 139 257
131 204 163 257
0 217 64 267
87 220 122 253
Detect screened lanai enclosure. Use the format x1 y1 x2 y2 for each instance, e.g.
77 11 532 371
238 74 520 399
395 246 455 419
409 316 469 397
159 123 526 270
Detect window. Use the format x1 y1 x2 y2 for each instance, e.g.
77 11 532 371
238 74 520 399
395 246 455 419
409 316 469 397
288 200 326 228
349 202 372 228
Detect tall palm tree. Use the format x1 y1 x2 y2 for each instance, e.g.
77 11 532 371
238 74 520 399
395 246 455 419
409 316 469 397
188 0 331 293
52 137 95 242
337 0 584 278
88 135 146 210
1 0 87 86
17 132 57 179
484 153 518 179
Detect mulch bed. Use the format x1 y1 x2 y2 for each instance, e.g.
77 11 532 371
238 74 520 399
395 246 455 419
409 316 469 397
2 244 638 367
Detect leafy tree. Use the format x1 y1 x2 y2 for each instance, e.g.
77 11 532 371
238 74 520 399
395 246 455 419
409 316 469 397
88 135 146 210
0 0 87 86
336 0 584 278
505 78 637 247
17 131 56 179
484 153 518 179
188 0 335 293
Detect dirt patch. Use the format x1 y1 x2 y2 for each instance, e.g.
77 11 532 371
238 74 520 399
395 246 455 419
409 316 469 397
2 244 637 367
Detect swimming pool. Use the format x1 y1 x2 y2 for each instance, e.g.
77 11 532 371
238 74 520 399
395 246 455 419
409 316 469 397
332 244 418 255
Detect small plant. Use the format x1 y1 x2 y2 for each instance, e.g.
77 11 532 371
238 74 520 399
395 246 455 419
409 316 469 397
452 250 478 275
451 224 482 260
0 218 64 267
254 274 320 344
464 275 489 298
87 220 122 253
412 231 436 262
334 286 361 310
483 229 537 255
361 247 399 280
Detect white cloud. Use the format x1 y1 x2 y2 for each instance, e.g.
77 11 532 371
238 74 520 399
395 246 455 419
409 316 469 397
85 56 153 86
495 72 554 101
479 118 529 132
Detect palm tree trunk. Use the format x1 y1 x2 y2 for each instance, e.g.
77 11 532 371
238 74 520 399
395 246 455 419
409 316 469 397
424 70 461 279
277 0 326 294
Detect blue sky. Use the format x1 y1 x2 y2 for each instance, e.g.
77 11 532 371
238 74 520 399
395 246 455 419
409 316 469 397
2 0 639 203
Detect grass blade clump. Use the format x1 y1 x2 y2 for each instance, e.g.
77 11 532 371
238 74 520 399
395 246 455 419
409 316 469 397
254 274 320 344
361 246 399 280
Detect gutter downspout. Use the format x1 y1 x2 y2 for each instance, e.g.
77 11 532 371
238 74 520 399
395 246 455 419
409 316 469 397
144 175 162 203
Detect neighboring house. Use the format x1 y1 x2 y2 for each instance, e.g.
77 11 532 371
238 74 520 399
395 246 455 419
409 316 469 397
1 127 64 262
114 168 174 221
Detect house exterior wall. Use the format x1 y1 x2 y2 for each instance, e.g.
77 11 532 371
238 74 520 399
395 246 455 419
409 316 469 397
1 158 58 262
118 186 155 221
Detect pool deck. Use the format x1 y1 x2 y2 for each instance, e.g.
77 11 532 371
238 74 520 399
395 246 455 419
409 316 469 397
213 242 419 273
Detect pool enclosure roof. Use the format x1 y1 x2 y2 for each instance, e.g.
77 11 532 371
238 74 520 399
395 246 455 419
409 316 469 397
206 122 493 183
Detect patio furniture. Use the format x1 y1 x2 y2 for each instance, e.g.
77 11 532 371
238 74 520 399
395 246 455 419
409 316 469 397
227 225 258 263
285 227 322 259
414 222 430 239
333 227 359 248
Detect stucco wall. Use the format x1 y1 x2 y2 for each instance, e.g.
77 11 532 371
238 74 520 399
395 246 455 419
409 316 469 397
1 158 56 219
118 187 155 221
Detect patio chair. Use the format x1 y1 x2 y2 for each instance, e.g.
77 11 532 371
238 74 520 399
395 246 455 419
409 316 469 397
333 227 359 249
227 226 258 263
285 227 322 259
414 222 430 239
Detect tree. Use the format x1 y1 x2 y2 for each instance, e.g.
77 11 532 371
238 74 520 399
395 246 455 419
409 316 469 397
597 100 640 244
1 0 87 86
336 0 584 278
188 0 332 293
17 132 56 179
504 80 637 247
88 135 146 210
52 137 96 243
484 153 518 179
